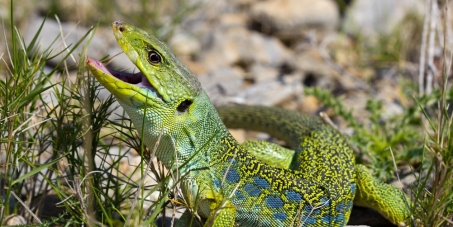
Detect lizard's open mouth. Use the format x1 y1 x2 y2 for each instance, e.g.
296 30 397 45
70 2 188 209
87 58 159 94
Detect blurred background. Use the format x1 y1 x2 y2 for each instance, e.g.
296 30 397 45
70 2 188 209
1 0 433 115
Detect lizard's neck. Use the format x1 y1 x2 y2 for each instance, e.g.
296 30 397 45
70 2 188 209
150 91 241 175
176 124 239 176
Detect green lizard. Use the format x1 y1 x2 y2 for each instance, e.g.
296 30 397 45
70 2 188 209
87 21 410 226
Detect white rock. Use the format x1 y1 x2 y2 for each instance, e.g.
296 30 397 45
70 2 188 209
198 66 244 102
23 17 114 67
239 78 299 106
250 0 339 35
343 0 425 37
249 64 279 83
3 214 26 226
22 16 138 73
199 27 290 71
168 28 201 57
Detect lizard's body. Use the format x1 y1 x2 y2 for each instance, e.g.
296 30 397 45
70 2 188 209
87 21 409 226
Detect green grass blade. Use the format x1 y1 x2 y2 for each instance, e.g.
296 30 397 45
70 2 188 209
11 155 64 186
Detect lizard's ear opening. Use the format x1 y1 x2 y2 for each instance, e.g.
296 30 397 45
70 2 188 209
176 100 193 114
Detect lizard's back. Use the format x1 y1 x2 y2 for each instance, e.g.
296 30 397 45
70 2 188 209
216 105 356 226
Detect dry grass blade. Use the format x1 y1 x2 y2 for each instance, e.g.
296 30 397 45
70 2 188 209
124 127 164 225
10 191 42 224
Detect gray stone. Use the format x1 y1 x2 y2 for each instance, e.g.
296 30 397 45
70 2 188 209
198 66 244 103
248 64 279 83
168 28 202 57
239 76 300 106
343 0 425 37
2 214 26 226
22 17 137 72
250 0 339 38
199 27 290 71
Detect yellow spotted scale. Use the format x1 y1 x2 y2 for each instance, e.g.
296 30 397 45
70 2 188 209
87 21 409 227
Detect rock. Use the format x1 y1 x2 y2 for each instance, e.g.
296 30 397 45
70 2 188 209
238 76 300 106
392 165 418 194
168 28 202 57
248 64 279 83
300 95 321 114
219 13 248 28
180 57 208 76
22 17 137 72
291 48 328 76
23 17 116 68
343 0 424 37
198 66 244 103
2 214 26 226
34 1 97 23
340 90 371 122
199 27 290 71
290 47 341 89
250 0 339 39
375 80 405 119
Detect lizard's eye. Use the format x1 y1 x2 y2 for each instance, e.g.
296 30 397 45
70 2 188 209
148 51 161 64
176 100 192 114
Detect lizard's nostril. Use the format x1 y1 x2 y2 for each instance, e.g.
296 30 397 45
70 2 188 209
112 20 125 32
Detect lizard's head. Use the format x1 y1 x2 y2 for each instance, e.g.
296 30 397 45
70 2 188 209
87 21 221 167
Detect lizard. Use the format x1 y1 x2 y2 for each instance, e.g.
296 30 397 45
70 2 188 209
87 20 410 227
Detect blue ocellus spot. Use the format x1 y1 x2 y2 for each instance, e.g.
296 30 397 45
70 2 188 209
301 215 316 224
235 190 244 201
304 205 312 212
322 214 333 223
335 213 345 224
254 177 269 188
224 169 239 183
350 183 356 194
266 196 283 209
244 183 260 196
336 202 345 211
286 191 302 202
274 212 287 221
320 198 331 206
311 208 321 215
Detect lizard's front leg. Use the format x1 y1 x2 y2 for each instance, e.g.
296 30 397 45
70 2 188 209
175 199 236 227
178 177 237 227
202 198 236 227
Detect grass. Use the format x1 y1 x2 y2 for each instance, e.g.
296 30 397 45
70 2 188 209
306 1 453 225
1 0 453 227
43 0 200 42
0 2 179 226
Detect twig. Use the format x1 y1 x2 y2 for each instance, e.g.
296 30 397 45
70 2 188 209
125 127 164 225
426 0 439 95
319 111 338 131
419 0 431 95
10 191 42 224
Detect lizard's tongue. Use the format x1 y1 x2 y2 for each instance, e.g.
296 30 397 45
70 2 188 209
86 58 156 91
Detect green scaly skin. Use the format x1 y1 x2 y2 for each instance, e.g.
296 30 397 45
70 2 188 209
87 21 409 226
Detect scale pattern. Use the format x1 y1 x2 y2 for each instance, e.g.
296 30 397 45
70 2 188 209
215 106 356 226
87 21 409 227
